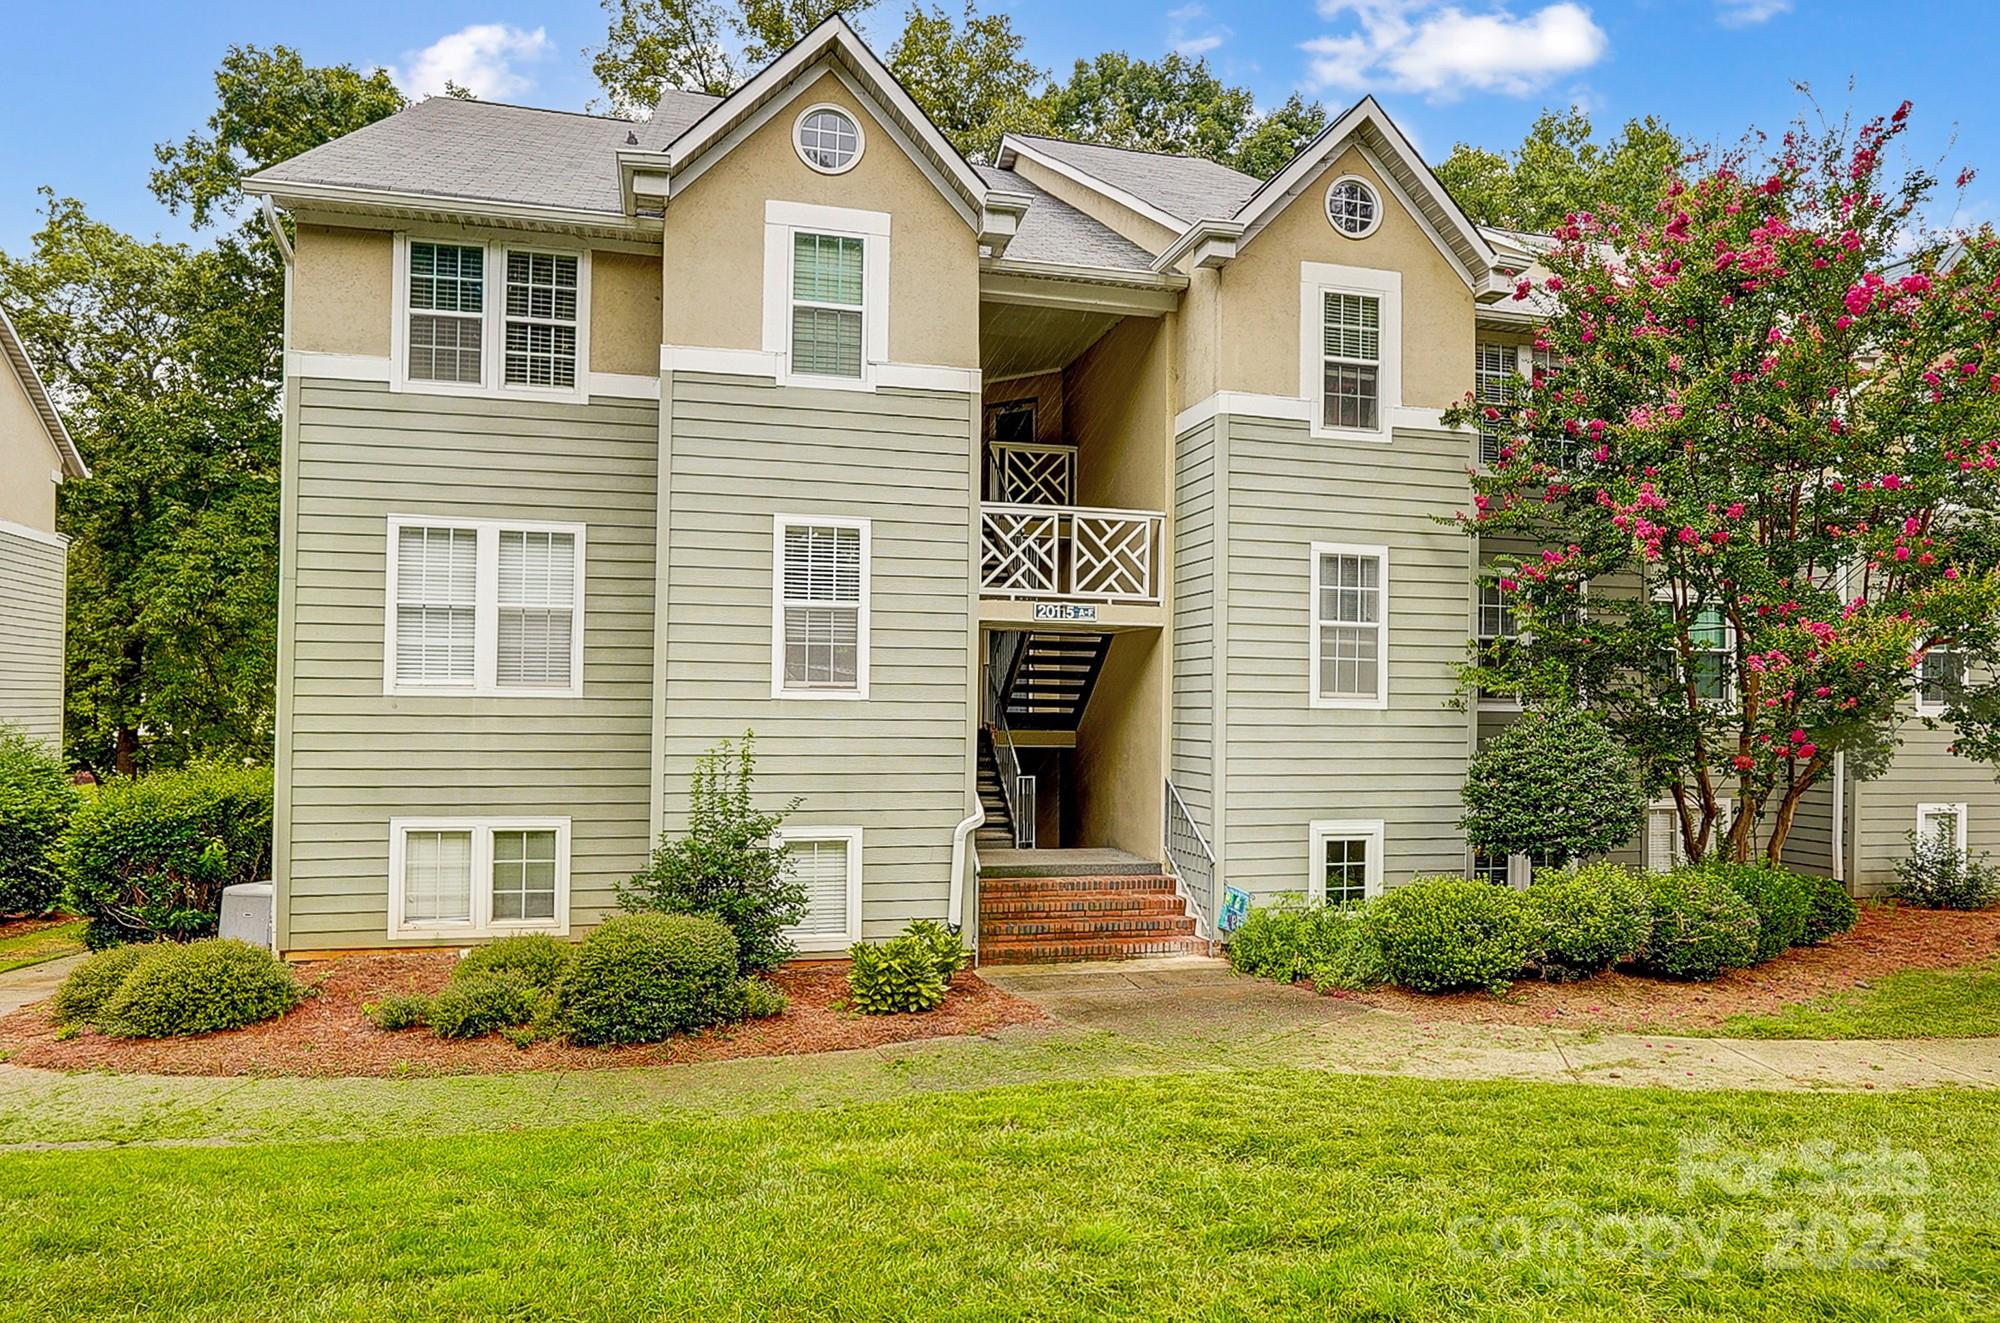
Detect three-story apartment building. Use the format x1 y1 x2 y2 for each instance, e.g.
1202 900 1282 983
246 18 1980 961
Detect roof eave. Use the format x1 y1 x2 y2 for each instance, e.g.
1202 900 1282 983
0 307 86 480
249 180 658 241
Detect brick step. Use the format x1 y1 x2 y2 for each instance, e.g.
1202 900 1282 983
980 873 1175 897
979 891 1191 918
978 934 1213 964
979 914 1198 940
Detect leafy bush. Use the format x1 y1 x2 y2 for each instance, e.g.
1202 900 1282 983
740 977 788 1018
364 993 431 1031
0 726 77 915
62 764 272 948
1364 877 1533 994
1638 870 1761 980
50 944 152 1025
618 733 805 974
904 919 969 983
426 973 542 1039
557 913 744 1045
847 934 948 1014
1696 860 1814 962
94 939 301 1037
455 934 573 991
1226 900 1385 991
1892 832 2000 910
1800 873 1861 945
1523 863 1652 980
1461 708 1647 863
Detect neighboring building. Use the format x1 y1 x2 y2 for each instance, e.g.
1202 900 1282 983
244 18 1974 959
0 308 86 746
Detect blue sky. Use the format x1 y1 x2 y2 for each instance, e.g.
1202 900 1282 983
4 0 1995 253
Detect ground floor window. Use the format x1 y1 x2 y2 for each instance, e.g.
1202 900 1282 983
779 826 863 950
1308 819 1385 904
389 817 570 939
1917 802 1968 854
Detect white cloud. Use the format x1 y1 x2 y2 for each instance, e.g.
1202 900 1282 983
1715 0 1791 27
393 24 553 100
1303 2 1608 101
1167 3 1231 58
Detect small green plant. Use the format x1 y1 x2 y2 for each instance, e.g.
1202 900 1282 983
1226 899 1384 991
364 993 431 1031
903 919 969 982
618 733 806 974
0 725 78 916
50 944 152 1025
94 939 301 1037
740 976 788 1018
454 933 573 991
426 973 542 1040
1892 832 2000 910
1695 860 1815 961
1523 862 1652 980
557 912 745 1046
1639 869 1761 980
1364 877 1533 994
847 934 948 1014
1800 873 1861 945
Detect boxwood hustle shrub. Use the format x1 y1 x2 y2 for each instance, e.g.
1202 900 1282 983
50 944 152 1026
1697 860 1815 962
1365 876 1533 994
426 972 542 1040
556 912 743 1045
1638 869 1760 980
1225 900 1385 991
93 939 302 1037
1800 872 1861 945
1522 863 1652 980
454 933 573 991
0 726 77 916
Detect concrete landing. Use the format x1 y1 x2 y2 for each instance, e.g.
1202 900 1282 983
977 848 1163 878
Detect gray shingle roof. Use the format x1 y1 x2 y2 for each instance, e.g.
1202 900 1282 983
246 92 721 215
1007 135 1260 224
977 166 1155 272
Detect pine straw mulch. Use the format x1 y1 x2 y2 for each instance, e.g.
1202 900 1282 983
1340 901 2000 1032
0 953 1048 1078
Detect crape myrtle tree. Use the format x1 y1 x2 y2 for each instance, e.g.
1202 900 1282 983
1448 103 2000 865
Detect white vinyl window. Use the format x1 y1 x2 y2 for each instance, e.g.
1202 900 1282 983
389 817 570 939
791 232 866 379
1324 176 1381 238
779 826 863 949
1309 819 1385 904
1321 292 1381 432
1301 262 1400 442
1917 649 1963 715
1475 340 1514 466
763 202 889 391
1647 798 1734 870
1917 802 1968 854
503 251 580 389
1310 542 1389 709
773 516 870 699
406 241 485 385
396 236 589 400
794 104 864 173
385 516 585 697
1689 605 1733 704
1476 580 1521 708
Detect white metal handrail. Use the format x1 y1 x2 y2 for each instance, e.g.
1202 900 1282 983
980 502 1164 603
1165 778 1217 940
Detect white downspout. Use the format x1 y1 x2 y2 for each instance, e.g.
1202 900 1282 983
1832 750 1847 884
947 806 984 933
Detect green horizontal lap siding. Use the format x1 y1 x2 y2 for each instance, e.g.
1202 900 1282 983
1221 415 1473 902
0 527 65 745
281 378 659 948
1172 418 1217 834
1853 718 2000 894
660 372 972 940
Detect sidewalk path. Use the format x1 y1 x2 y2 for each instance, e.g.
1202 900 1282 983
0 953 84 1019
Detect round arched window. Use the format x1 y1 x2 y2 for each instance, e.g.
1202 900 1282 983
1325 176 1381 238
795 105 863 174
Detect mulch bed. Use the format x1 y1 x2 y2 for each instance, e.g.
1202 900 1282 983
0 916 77 943
1341 901 2000 1032
0 953 1047 1078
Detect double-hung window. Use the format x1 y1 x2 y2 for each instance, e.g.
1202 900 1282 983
779 826 863 949
1917 648 1963 715
1689 605 1733 703
1321 292 1381 432
1302 263 1400 441
407 241 485 385
1310 543 1389 708
791 232 866 379
1917 802 1969 855
390 818 570 938
503 251 580 388
386 516 585 697
773 516 870 698
399 238 587 397
1476 581 1520 706
1474 341 1514 466
1309 820 1385 904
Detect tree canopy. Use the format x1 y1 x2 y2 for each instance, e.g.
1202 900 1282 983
1436 108 1687 233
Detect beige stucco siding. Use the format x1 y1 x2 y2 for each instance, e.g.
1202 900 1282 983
0 525 65 744
277 378 659 951
590 250 665 377
658 370 974 936
0 357 59 531
662 70 979 369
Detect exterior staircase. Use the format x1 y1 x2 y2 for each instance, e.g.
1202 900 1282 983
975 728 1014 851
998 631 1113 730
977 850 1209 964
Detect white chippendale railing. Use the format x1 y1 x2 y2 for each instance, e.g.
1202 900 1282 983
980 503 1164 603
988 440 1076 506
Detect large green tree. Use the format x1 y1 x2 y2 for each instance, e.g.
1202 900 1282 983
592 0 878 111
887 3 1046 160
1040 51 1252 164
1436 108 1685 232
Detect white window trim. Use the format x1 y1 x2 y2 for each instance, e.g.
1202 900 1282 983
774 824 864 950
387 816 572 940
1474 577 1523 713
1309 540 1390 710
1308 819 1386 903
1299 260 1401 443
1915 649 1959 717
792 102 866 175
390 233 592 403
771 513 872 701
763 200 891 392
1324 175 1383 239
382 514 587 699
1646 797 1735 870
1917 802 1969 854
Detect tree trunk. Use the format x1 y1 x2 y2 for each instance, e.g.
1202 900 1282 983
1763 766 1823 865
113 726 138 779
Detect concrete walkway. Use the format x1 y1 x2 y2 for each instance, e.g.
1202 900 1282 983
0 952 83 1018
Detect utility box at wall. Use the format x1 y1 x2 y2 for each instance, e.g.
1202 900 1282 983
219 882 275 951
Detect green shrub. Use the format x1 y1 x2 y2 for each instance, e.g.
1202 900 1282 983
557 913 744 1046
903 919 969 983
847 934 948 1014
1364 877 1533 994
62 764 272 948
1801 873 1861 945
455 934 573 991
364 993 431 1031
1638 870 1761 980
740 977 788 1018
1226 900 1385 991
1461 707 1647 863
1523 863 1652 980
617 734 806 974
50 944 151 1025
1892 833 2000 910
426 973 541 1039
0 726 77 915
95 939 301 1037
1696 861 1814 961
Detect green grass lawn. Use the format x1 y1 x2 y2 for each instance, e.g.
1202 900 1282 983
2 1068 1994 1321
1714 961 2000 1040
0 919 84 975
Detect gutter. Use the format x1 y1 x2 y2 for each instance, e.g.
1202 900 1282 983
260 195 294 266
